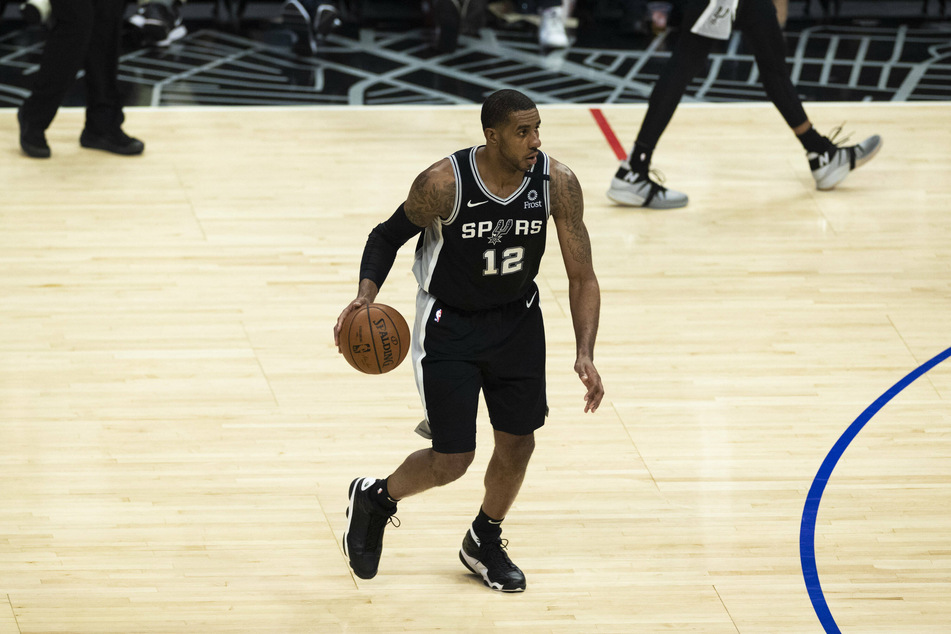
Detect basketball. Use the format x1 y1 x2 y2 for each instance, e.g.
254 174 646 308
339 303 411 374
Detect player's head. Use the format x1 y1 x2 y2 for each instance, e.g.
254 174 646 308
481 89 537 130
481 90 541 172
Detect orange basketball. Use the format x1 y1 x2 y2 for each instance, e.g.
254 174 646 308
339 303 411 374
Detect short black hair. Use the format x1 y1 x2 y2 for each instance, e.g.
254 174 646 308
481 89 537 130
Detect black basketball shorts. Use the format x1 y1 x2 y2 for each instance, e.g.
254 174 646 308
411 284 548 454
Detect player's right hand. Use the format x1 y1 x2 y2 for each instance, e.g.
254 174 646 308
333 297 369 351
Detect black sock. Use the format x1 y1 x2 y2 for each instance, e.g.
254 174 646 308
472 507 503 542
370 478 398 510
627 142 653 173
797 127 834 154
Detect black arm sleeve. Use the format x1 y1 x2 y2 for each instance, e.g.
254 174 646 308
359 203 424 289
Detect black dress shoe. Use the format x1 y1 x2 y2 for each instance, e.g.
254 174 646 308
18 109 51 159
80 128 145 156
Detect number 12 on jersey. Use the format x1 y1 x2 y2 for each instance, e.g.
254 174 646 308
482 247 525 276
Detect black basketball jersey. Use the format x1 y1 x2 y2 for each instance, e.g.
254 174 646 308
412 146 551 311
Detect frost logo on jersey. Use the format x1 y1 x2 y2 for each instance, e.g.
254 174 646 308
524 189 542 209
487 219 513 245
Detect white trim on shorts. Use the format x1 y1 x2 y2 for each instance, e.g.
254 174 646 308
412 287 439 428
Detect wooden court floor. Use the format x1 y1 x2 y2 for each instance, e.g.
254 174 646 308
1 102 949 632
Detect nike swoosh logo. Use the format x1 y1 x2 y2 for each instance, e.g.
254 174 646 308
467 200 488 207
525 291 537 308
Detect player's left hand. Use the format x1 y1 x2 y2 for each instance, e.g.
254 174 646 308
575 357 603 413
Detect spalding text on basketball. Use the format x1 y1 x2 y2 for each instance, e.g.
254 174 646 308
373 318 399 368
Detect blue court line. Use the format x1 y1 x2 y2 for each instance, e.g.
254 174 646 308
800 346 951 633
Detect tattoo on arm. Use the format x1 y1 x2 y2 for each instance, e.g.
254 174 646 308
405 162 455 226
552 162 592 264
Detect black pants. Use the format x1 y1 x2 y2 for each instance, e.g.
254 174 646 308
636 0 808 150
19 0 126 133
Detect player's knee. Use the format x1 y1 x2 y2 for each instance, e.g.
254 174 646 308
512 433 536 459
496 432 535 465
431 450 474 485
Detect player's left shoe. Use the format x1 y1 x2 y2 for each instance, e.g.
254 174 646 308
459 527 526 592
809 129 882 191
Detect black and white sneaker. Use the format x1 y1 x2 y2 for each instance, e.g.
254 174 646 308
313 3 341 37
459 527 526 592
281 0 317 55
282 0 340 55
342 477 398 580
607 162 688 209
20 0 52 25
809 127 882 191
129 1 186 46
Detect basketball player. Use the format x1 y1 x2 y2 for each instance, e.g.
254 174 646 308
607 0 882 209
333 89 603 591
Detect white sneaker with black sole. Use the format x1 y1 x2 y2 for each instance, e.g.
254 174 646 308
607 162 688 209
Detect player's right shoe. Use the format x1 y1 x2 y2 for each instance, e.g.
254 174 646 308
343 477 398 579
607 162 688 209
809 130 882 191
459 527 526 592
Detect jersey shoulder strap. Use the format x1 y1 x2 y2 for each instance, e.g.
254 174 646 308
445 146 479 224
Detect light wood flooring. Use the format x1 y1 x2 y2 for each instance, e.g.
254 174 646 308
1 102 949 632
